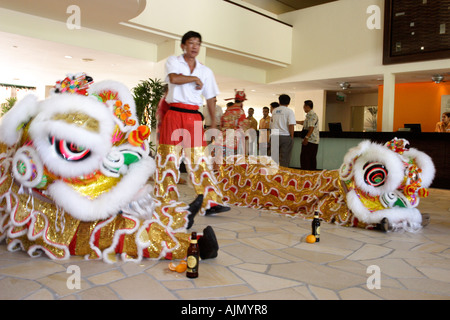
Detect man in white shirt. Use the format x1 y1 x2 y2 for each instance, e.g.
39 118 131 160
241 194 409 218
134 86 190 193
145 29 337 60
155 31 230 225
270 94 296 167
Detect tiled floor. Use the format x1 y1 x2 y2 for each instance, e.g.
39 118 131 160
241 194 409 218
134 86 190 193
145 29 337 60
1 174 449 300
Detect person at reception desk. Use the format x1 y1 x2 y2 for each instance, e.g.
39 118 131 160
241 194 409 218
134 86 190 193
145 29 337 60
270 94 296 167
297 100 320 170
435 112 450 132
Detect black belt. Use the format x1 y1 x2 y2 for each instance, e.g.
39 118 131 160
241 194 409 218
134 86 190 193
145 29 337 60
169 106 204 120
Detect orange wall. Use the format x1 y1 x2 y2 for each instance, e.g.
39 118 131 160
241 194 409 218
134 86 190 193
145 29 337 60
377 82 450 132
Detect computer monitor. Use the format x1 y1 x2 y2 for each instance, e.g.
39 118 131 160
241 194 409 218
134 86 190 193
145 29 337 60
328 122 342 132
404 123 421 133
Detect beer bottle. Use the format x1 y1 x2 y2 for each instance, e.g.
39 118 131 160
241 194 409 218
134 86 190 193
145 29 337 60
186 232 199 278
312 212 320 242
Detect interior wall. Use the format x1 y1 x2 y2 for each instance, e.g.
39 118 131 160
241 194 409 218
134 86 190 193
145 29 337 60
378 82 450 132
325 91 379 131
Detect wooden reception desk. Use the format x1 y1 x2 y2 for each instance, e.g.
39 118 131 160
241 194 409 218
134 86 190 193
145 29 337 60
291 131 449 190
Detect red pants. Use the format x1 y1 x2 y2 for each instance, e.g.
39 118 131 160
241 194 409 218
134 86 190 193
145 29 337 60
159 103 205 148
154 103 225 215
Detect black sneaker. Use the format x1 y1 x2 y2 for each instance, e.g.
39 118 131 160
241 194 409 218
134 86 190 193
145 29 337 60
378 217 390 232
205 205 230 216
421 213 431 227
187 194 204 229
199 226 219 259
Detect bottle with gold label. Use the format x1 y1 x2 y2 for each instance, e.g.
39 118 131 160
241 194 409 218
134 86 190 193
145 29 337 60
312 212 320 242
186 232 199 278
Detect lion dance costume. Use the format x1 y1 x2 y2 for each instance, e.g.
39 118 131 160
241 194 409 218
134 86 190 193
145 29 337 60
216 137 435 232
0 73 436 265
0 73 208 263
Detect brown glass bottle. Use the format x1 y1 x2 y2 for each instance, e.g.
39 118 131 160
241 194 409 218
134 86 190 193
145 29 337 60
186 232 199 278
312 212 320 242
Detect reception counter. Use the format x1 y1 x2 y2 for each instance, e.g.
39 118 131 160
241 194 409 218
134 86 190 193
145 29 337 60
290 131 449 190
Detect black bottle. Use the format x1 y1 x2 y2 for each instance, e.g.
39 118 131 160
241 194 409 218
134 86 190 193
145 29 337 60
312 212 320 242
186 232 199 278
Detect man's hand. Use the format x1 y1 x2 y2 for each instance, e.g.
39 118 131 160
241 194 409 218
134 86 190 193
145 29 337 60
302 138 309 146
194 77 203 90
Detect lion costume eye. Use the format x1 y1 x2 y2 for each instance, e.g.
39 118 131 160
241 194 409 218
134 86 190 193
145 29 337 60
50 136 91 161
363 162 388 187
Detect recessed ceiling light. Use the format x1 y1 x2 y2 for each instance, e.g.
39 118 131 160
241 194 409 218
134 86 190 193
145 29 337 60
432 74 444 83
64 55 73 59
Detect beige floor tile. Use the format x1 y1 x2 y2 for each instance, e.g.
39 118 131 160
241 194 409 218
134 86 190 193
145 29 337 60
233 263 268 273
0 260 66 280
0 277 42 300
87 269 125 285
230 267 301 292
338 287 382 300
405 257 450 269
109 274 177 300
205 250 243 267
280 247 343 264
24 288 55 300
294 242 355 258
399 278 450 296
176 285 253 300
326 259 371 277
308 285 340 300
162 279 196 290
264 233 303 246
221 243 289 264
239 237 288 250
78 286 119 300
268 261 367 291
416 266 450 282
227 286 312 300
347 244 393 260
189 263 244 288
371 287 450 300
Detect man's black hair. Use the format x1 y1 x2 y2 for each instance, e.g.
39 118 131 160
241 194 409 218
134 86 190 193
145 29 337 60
304 100 314 109
278 94 291 106
182 31 202 44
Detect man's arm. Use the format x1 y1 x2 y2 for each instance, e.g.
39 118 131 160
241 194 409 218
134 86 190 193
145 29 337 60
206 97 217 129
289 124 295 138
168 73 203 90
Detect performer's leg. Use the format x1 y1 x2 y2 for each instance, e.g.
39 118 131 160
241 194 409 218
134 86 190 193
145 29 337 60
184 146 230 215
154 143 183 202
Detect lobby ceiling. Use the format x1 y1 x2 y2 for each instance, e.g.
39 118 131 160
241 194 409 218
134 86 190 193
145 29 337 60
0 0 449 109
242 0 338 14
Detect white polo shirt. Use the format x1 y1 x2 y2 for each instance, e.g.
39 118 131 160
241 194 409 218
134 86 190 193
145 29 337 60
165 55 220 108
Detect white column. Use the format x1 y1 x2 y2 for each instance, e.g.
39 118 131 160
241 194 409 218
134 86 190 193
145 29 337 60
382 72 395 132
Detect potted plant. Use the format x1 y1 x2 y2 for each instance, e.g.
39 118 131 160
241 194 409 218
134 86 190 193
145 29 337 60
132 78 165 154
1 97 17 116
